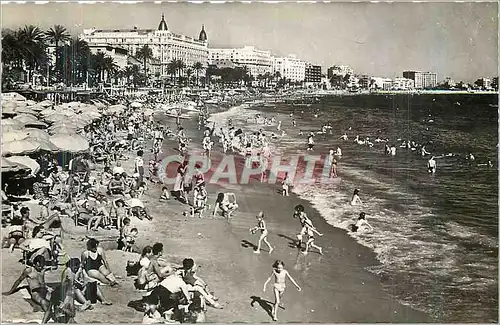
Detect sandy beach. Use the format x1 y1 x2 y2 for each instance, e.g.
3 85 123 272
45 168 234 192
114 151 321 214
1 100 432 324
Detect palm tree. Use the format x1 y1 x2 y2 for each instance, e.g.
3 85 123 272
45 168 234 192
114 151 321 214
103 56 118 84
136 45 153 76
174 59 186 85
167 61 177 84
185 68 193 86
192 61 203 87
18 25 46 84
45 25 70 82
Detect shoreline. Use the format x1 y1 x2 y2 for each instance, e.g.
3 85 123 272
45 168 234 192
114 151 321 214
1 96 432 323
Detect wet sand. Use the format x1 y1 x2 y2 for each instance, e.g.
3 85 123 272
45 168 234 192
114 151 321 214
1 106 431 323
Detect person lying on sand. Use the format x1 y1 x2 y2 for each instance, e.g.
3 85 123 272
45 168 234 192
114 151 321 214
213 192 238 219
3 255 51 312
263 260 301 322
81 238 119 287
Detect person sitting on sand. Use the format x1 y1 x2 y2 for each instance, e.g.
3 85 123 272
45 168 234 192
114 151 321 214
3 213 26 253
160 186 171 201
57 258 94 316
107 173 126 195
179 258 223 309
250 212 274 254
212 192 238 219
350 212 373 232
127 191 152 221
87 194 111 232
3 255 51 312
135 257 160 291
27 202 62 231
149 243 181 280
263 260 301 321
81 238 119 287
19 226 53 266
350 188 363 206
110 197 127 229
112 162 126 178
189 181 208 218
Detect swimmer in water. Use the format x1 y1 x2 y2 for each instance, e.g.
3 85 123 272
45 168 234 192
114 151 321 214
350 212 373 232
350 188 363 206
427 156 437 174
263 260 301 321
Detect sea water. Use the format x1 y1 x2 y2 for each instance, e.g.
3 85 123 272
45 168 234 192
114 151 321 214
210 94 498 322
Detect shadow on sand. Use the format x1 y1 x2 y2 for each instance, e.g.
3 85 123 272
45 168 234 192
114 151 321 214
250 295 284 319
241 239 257 250
277 233 299 249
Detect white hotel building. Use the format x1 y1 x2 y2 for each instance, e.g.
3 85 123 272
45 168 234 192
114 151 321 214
272 54 306 82
79 14 209 77
208 46 272 77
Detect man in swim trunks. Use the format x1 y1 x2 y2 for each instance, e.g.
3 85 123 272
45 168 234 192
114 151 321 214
3 255 51 312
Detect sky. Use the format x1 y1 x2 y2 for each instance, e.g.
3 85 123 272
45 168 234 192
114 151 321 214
2 1 498 82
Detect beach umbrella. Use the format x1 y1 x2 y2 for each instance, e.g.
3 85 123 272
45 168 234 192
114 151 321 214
50 133 89 153
1 131 28 143
39 100 53 108
1 119 23 127
2 102 17 115
24 120 48 129
143 108 154 116
43 113 69 123
13 114 39 125
26 136 59 152
26 128 50 141
2 124 23 132
28 104 46 112
2 139 41 156
8 92 27 101
5 156 40 176
48 125 79 135
14 106 38 116
40 108 57 116
1 157 22 173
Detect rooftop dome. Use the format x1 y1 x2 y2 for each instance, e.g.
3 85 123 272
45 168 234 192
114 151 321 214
158 14 168 31
198 25 207 41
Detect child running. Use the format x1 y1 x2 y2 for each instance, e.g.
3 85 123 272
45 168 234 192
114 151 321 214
302 222 323 255
249 212 273 254
263 260 301 321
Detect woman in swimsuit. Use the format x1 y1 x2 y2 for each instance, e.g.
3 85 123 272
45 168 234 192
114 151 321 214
81 238 118 286
263 260 301 321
